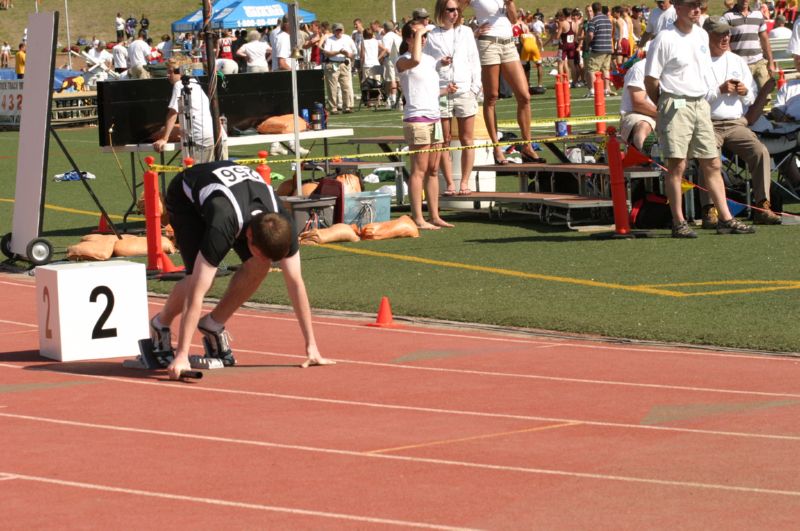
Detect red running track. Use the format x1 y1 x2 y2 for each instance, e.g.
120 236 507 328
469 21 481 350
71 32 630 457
1 272 799 529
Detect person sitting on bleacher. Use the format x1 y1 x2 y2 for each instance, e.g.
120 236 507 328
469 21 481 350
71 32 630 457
619 54 657 151
701 16 781 225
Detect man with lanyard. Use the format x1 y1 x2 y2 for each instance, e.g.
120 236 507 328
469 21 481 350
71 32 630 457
153 58 215 164
701 16 780 225
151 159 334 379
644 0 755 238
723 0 776 90
322 22 357 114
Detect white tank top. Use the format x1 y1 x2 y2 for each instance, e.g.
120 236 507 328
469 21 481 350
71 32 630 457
362 38 380 68
399 52 441 120
470 0 513 38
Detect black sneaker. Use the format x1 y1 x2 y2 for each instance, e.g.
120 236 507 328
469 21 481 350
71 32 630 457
149 316 173 354
716 217 756 234
671 221 697 239
198 320 236 366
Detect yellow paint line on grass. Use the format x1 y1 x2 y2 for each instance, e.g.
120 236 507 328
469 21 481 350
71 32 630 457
636 280 800 297
367 422 580 454
0 198 144 222
325 244 684 297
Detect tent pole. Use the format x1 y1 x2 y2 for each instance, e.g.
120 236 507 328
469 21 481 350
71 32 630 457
202 0 222 161
289 3 303 196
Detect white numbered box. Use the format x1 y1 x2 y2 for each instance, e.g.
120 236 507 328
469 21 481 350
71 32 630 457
36 261 149 361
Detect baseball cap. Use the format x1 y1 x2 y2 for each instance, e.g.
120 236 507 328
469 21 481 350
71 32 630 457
703 16 731 34
332 22 344 31
776 14 787 23
412 8 430 20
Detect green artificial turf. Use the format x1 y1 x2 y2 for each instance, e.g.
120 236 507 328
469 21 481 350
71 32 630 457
1 73 798 354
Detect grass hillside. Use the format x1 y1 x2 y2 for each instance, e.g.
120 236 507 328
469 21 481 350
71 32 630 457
0 0 430 49
0 1 733 53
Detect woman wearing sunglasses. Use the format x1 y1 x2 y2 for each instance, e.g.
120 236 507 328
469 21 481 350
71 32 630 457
425 0 482 195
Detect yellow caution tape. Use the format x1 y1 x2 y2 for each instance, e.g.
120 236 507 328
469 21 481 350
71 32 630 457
498 115 619 129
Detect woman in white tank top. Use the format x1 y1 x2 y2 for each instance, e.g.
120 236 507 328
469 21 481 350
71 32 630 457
360 28 384 79
397 22 456 229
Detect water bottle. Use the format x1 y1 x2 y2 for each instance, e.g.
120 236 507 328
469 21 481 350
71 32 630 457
314 102 326 130
650 142 661 165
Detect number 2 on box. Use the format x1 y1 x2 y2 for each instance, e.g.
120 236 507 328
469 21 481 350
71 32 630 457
90 285 118 339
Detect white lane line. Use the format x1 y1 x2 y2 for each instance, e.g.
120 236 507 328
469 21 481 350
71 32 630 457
0 280 794 361
0 319 37 328
0 280 34 288
2 360 800 442
2 473 473 530
0 473 18 481
2 414 800 498
239 347 800 400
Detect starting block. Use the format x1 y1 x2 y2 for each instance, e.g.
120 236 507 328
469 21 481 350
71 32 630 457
189 355 224 370
36 261 148 361
122 338 203 379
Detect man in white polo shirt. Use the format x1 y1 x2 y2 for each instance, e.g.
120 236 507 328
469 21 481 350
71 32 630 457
702 16 780 225
322 22 357 113
645 0 755 237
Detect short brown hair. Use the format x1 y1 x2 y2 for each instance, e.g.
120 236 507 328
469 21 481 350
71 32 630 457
250 212 293 261
434 0 461 26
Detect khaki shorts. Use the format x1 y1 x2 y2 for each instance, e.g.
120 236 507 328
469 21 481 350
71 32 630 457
477 39 519 66
383 60 398 82
403 121 442 146
620 112 656 143
657 94 717 160
586 52 611 74
748 58 770 90
439 91 478 119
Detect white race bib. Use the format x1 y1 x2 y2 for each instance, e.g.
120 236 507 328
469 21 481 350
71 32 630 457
212 165 263 187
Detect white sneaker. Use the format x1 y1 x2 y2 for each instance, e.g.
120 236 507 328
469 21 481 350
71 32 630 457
287 141 309 157
269 142 289 156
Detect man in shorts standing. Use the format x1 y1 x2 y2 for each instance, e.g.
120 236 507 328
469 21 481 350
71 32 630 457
586 2 614 96
645 0 755 238
152 160 334 380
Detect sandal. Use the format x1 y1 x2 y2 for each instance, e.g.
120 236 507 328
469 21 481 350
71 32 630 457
458 188 472 195
443 187 456 196
493 152 510 165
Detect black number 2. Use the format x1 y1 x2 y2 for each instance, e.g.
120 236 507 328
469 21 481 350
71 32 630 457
90 286 117 339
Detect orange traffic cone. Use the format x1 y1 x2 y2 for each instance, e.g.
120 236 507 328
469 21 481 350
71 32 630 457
366 296 401 328
93 214 113 234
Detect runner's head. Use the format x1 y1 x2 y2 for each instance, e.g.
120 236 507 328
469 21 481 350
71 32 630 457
248 212 293 262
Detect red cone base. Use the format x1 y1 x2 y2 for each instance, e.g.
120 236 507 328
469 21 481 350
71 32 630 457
366 296 401 328
93 214 113 234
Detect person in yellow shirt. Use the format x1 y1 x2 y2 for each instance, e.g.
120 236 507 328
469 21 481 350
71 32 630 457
15 43 25 79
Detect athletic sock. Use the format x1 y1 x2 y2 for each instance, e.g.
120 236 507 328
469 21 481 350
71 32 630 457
199 314 224 333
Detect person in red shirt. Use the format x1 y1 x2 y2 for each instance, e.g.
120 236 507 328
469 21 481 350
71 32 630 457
217 30 234 60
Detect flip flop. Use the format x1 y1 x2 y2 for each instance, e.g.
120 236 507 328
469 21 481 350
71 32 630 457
443 188 456 196
458 188 472 195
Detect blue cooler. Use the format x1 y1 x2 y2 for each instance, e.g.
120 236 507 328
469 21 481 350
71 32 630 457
343 191 391 227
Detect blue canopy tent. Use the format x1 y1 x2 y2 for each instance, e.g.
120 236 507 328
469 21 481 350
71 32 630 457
171 0 240 33
209 0 317 29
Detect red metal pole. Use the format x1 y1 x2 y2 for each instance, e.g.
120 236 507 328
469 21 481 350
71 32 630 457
556 74 566 118
605 130 631 235
143 156 183 275
594 72 606 134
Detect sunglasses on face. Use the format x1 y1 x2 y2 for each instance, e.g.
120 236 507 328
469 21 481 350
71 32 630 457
445 7 459 12
171 68 181 74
